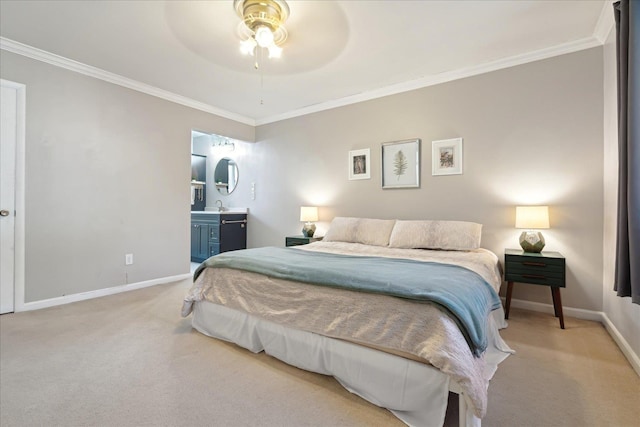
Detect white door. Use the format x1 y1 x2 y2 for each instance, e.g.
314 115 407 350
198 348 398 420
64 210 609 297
0 83 18 314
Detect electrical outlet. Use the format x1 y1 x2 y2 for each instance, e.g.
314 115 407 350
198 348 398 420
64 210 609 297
125 253 133 265
251 182 256 200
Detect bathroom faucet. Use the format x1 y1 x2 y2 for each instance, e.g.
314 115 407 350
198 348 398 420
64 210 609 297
215 199 225 212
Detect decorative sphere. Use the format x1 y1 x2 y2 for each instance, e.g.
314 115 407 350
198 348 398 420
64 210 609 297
519 231 545 253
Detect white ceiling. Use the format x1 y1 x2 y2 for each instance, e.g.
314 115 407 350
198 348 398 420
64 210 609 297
0 0 610 126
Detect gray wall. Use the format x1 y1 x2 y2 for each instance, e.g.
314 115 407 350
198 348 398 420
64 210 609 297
0 45 609 316
0 51 254 302
225 48 605 312
602 29 640 358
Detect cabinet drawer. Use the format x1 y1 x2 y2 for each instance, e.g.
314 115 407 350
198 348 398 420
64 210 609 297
505 272 565 287
505 254 564 267
286 236 322 247
209 244 220 257
505 255 566 287
505 261 565 277
286 238 307 246
191 213 221 224
209 226 220 242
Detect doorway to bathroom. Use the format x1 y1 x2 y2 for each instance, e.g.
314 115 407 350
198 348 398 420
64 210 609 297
189 130 240 272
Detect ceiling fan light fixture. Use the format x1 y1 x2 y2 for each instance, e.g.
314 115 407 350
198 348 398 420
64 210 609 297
267 44 282 58
254 25 274 48
234 0 289 59
239 37 257 55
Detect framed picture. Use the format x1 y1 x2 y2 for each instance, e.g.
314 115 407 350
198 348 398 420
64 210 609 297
432 138 463 176
348 148 371 180
381 139 420 189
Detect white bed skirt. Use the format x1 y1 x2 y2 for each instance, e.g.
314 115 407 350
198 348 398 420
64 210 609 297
192 302 511 427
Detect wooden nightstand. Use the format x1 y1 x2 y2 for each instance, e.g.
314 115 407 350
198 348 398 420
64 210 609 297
285 235 323 247
504 249 566 329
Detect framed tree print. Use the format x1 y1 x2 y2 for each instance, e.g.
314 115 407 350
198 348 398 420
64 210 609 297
381 139 420 189
432 138 463 176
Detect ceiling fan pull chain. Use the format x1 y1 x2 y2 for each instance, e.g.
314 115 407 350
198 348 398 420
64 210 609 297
259 48 265 105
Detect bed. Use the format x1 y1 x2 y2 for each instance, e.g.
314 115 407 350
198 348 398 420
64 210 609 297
182 218 513 427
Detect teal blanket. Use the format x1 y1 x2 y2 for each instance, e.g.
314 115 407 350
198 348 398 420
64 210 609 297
194 247 501 356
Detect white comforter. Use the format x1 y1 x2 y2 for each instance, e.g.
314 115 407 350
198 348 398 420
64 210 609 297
183 242 512 418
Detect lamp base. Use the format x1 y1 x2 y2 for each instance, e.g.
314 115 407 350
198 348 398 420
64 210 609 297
519 231 545 253
302 222 316 238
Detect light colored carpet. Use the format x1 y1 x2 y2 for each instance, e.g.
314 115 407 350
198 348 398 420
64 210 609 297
1 279 638 427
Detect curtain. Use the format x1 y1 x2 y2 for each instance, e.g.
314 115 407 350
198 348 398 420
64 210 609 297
614 0 640 304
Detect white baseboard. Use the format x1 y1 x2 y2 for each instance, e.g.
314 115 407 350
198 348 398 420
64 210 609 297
17 273 191 312
505 297 640 377
503 297 603 321
601 312 640 377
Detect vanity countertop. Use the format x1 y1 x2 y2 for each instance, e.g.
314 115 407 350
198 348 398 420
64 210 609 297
191 207 248 214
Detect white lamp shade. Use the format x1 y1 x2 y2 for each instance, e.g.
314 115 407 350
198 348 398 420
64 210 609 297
515 206 550 229
300 206 318 222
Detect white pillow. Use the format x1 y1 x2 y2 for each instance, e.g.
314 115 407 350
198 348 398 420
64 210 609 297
323 217 396 247
388 220 482 250
322 217 359 243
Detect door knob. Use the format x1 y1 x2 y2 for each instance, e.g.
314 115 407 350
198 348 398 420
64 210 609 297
0 210 10 217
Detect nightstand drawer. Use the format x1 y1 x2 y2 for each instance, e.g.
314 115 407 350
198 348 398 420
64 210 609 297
286 237 308 246
504 272 565 287
505 254 565 267
285 236 323 247
505 261 565 276
505 251 566 287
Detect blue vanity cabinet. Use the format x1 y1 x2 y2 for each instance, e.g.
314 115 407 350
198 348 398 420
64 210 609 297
191 220 210 262
190 213 247 262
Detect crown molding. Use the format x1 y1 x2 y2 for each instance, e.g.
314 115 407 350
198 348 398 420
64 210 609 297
256 35 603 125
593 1 615 44
1 34 605 128
0 37 256 126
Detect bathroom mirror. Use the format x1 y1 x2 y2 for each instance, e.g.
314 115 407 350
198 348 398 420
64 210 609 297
214 157 239 195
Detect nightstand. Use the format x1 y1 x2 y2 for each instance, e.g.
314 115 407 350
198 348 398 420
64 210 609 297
285 235 323 247
504 249 566 329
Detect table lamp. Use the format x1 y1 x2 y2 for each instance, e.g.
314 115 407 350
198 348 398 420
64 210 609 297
300 206 318 237
515 206 549 253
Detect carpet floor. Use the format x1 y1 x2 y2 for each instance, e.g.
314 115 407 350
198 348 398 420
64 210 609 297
1 278 638 427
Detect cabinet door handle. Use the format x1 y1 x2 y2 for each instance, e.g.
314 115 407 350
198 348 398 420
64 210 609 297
221 219 247 225
522 261 546 267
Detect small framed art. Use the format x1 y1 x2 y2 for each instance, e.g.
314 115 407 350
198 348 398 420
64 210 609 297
348 148 371 180
381 139 420 189
432 138 463 176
